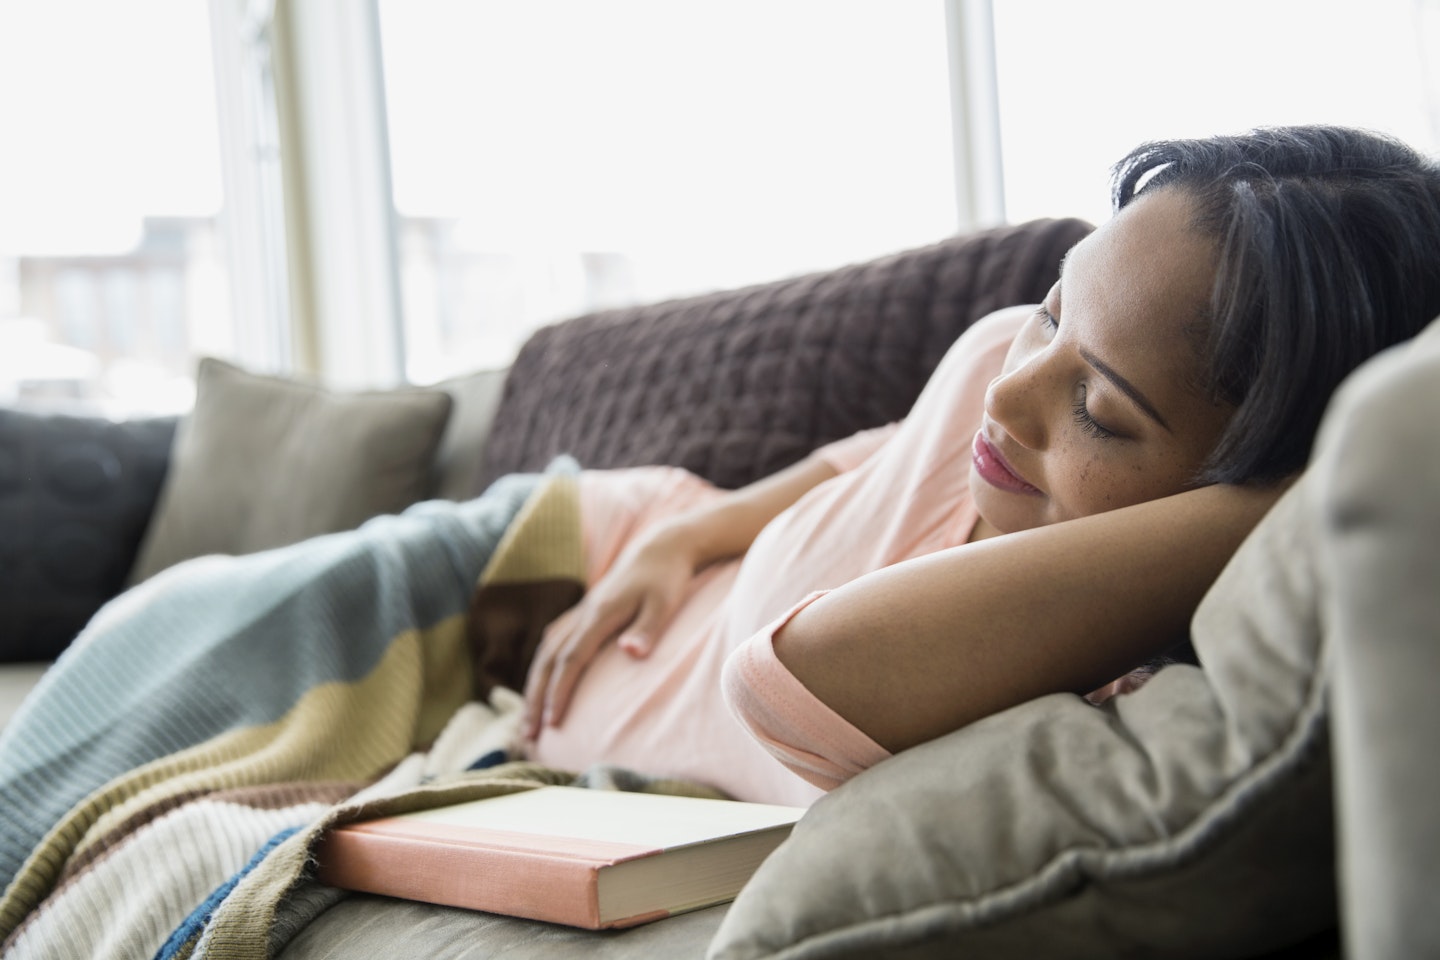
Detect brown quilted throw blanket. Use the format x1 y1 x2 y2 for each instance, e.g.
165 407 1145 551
477 217 1092 492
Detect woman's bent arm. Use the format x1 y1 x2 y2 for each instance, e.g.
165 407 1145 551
524 451 842 733
665 451 844 572
771 482 1288 753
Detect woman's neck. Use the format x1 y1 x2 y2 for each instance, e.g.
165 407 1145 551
968 516 1004 543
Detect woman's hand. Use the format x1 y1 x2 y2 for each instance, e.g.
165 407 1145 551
522 522 699 738
520 451 847 740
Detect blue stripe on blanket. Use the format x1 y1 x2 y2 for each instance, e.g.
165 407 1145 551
0 468 561 888
153 826 303 960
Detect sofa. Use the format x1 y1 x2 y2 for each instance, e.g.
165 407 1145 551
2 214 1435 959
0 216 1087 704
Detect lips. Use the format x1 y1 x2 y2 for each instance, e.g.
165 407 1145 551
971 430 1042 496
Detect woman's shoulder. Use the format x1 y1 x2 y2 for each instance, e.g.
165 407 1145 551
959 303 1035 353
922 304 1033 392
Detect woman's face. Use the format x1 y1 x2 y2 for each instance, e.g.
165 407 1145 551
971 187 1234 534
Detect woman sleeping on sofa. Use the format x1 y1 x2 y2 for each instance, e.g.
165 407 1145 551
521 124 1440 807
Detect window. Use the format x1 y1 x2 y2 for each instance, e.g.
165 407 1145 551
992 0 1440 227
0 1 233 415
376 0 960 383
13 4 1433 411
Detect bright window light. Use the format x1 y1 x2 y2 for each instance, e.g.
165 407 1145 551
377 0 958 381
993 0 1440 227
0 2 222 256
0 0 227 416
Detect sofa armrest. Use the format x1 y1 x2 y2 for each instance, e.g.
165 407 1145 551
1320 319 1440 960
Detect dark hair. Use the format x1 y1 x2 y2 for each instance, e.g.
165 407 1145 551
1112 125 1440 484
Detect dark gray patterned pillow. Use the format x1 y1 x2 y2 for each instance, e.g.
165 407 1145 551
0 410 175 661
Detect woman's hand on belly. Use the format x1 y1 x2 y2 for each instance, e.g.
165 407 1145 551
522 522 700 738
524 450 842 740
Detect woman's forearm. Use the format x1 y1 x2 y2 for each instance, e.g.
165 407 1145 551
659 452 840 571
772 481 1290 753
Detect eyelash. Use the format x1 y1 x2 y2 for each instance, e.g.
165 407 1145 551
1038 304 1119 440
1072 386 1117 440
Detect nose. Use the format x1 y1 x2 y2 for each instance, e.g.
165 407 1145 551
984 355 1049 451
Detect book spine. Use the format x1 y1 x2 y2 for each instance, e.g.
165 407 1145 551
317 828 606 928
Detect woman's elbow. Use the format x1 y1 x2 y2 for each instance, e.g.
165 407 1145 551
722 603 892 791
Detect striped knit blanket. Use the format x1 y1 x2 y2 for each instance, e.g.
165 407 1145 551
0 463 697 959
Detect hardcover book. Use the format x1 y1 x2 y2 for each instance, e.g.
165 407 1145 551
315 786 805 929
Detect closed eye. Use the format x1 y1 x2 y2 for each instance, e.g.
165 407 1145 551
1072 386 1118 440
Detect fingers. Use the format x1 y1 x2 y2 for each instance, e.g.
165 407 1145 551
617 599 667 657
521 607 576 739
543 601 632 728
617 633 652 656
522 577 685 739
523 600 633 738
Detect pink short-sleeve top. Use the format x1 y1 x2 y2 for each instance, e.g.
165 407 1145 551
528 307 1027 805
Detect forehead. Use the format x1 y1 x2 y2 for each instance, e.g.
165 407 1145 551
1058 189 1229 438
1062 188 1217 376
1064 188 1216 336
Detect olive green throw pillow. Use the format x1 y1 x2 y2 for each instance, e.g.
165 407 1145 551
129 358 453 583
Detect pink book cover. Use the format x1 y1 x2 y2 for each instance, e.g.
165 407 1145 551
314 786 804 930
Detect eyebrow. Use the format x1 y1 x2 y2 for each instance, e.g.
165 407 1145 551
1078 347 1173 432
1055 245 1173 433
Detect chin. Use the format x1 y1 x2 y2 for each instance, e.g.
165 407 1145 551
970 468 1052 534
972 500 1034 537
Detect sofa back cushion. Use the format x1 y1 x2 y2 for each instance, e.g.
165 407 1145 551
433 367 510 502
475 218 1093 492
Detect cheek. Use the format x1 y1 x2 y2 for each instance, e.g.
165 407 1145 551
1046 450 1112 520
1050 448 1195 520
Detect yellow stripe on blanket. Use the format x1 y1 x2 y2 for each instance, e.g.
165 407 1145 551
481 470 585 584
468 471 587 698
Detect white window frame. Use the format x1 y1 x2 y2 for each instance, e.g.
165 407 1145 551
946 0 1006 230
207 0 294 376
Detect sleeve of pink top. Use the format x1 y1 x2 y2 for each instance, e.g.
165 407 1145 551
812 422 902 474
722 591 892 792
